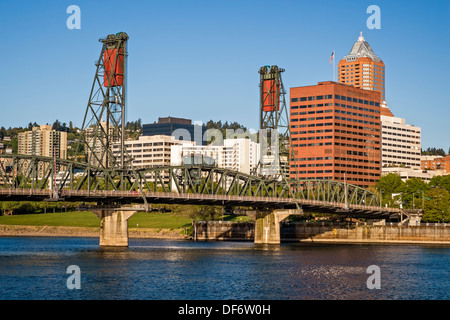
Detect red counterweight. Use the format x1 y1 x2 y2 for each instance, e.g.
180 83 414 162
104 48 124 87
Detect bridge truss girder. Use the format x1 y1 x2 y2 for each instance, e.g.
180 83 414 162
0 155 380 207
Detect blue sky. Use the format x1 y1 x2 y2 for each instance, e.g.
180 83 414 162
0 0 449 149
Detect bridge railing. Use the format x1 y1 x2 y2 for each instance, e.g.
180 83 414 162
0 188 52 197
0 188 399 213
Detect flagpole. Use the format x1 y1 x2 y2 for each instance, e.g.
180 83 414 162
333 51 336 82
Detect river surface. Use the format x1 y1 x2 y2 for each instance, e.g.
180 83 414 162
0 237 448 300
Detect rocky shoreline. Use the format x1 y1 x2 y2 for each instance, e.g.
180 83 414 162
0 224 190 240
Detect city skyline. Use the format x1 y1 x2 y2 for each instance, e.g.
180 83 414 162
0 0 449 150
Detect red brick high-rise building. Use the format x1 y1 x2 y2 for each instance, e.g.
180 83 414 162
290 81 382 188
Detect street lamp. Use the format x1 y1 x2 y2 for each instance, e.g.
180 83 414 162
412 190 424 210
377 188 384 210
392 192 403 209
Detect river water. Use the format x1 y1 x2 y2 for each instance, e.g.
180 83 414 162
0 237 448 300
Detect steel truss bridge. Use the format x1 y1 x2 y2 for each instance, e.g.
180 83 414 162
0 154 400 219
0 32 402 225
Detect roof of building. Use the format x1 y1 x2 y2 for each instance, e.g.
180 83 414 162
343 32 381 63
157 117 192 125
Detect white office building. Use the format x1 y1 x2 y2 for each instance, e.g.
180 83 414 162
381 115 421 170
171 138 260 175
113 135 194 169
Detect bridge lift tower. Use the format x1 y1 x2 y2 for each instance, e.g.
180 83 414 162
79 32 134 191
76 32 149 246
258 65 293 181
256 65 302 233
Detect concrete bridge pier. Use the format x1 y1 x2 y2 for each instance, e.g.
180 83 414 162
91 207 140 247
254 209 303 244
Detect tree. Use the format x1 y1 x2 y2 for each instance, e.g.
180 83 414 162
52 119 63 131
401 178 430 209
184 205 223 221
375 173 404 207
429 175 450 193
421 147 446 156
422 188 450 222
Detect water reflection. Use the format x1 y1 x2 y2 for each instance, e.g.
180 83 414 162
0 237 449 300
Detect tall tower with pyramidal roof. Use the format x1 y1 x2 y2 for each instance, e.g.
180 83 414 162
337 32 392 115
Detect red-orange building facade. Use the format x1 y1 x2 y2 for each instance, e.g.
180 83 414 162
337 33 386 102
290 81 382 188
421 155 450 174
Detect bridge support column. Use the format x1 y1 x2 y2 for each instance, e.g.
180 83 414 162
93 209 137 247
254 209 303 244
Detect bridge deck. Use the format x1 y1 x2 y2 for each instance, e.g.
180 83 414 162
0 188 400 218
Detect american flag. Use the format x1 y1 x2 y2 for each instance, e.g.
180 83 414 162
329 51 335 64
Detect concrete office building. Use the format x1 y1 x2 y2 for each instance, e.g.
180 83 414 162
84 121 115 167
381 115 421 170
171 138 260 175
143 117 207 146
18 125 67 160
113 135 194 170
382 167 436 183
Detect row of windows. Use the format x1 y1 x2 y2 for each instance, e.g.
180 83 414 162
292 115 380 126
334 142 380 150
294 157 333 161
294 163 333 168
335 117 379 126
292 106 379 117
292 170 333 174
292 116 334 122
382 153 421 160
292 129 333 134
290 174 334 180
382 125 420 134
335 129 379 138
335 136 379 143
130 154 169 158
291 94 380 107
335 123 381 132
291 109 332 115
334 163 379 170
113 148 170 153
383 138 420 144
382 132 421 139
291 95 333 102
335 103 380 113
291 123 334 128
294 157 379 163
383 143 421 150
292 136 334 141
335 157 380 164
340 63 384 70
133 159 169 163
291 170 379 179
292 143 333 147
335 95 380 106
384 161 420 167
291 104 333 109
335 109 378 119
113 143 167 149
292 136 378 146
292 95 381 106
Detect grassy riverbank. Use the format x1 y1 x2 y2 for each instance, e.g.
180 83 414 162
0 211 193 228
0 211 194 239
0 211 249 229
